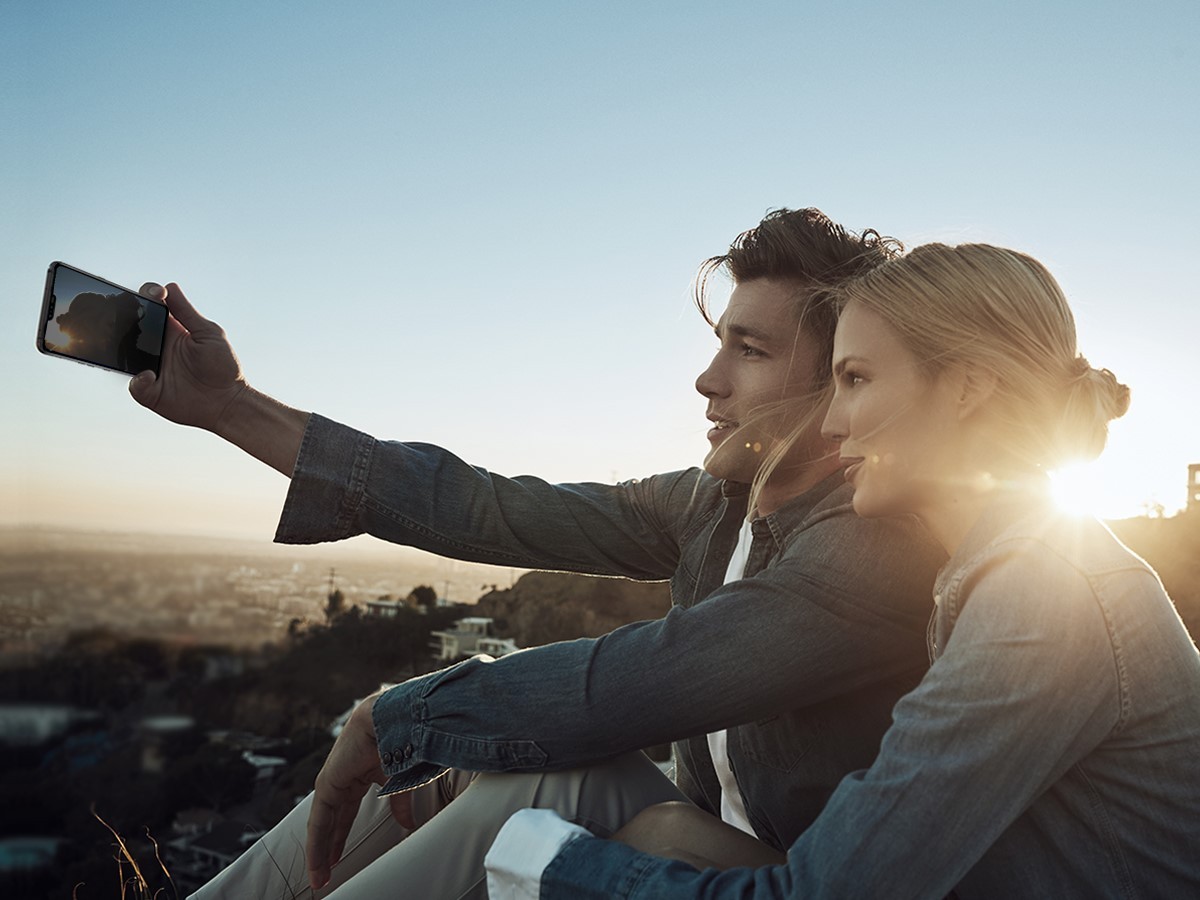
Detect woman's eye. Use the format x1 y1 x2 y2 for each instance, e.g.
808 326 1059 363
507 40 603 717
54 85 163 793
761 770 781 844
740 343 765 358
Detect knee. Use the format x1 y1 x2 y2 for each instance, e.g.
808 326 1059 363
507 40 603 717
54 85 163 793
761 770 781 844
612 801 697 851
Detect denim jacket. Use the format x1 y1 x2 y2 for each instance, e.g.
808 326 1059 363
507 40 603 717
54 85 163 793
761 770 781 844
537 495 1200 899
276 414 945 849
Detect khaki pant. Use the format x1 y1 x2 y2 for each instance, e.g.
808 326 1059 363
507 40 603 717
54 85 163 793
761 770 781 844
188 752 684 900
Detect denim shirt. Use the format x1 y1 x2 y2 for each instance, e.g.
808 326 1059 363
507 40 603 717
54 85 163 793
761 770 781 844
276 414 945 849
537 496 1200 899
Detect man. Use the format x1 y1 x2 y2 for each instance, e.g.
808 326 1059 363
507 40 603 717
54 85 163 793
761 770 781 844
130 209 945 898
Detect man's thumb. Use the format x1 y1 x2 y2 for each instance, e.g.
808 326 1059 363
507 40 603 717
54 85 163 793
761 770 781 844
128 370 158 405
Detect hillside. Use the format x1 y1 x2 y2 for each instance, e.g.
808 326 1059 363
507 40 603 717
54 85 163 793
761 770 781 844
1109 510 1200 637
472 571 672 647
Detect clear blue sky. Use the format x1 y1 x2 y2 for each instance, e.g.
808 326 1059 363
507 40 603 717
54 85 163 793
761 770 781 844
3 0 1197 539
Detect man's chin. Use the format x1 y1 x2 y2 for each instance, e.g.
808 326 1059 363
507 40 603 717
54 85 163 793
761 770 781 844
703 440 764 484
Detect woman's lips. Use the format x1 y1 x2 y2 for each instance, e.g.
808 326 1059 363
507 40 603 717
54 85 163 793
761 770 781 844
841 458 864 482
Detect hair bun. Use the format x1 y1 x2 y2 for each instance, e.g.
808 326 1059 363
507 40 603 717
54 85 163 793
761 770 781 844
1056 357 1130 464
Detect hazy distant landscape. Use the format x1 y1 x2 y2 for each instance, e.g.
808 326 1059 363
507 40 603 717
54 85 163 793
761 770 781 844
0 526 524 665
0 525 669 897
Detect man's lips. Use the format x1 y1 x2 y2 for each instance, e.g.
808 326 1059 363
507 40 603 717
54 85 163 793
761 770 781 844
706 419 738 443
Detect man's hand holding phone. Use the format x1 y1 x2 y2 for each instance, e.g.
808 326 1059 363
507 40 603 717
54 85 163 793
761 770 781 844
127 281 310 477
128 282 246 433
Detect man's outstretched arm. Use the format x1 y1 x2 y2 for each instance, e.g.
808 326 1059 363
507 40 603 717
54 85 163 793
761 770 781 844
128 281 310 476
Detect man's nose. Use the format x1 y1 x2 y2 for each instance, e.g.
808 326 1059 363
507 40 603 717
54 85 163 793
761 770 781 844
695 355 727 398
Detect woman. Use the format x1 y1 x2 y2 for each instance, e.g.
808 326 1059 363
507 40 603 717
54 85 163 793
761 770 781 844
486 243 1200 898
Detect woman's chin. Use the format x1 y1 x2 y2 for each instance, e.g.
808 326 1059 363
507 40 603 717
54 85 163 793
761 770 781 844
850 489 891 520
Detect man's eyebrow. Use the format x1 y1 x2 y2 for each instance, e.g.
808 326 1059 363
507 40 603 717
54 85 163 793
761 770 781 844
715 321 776 343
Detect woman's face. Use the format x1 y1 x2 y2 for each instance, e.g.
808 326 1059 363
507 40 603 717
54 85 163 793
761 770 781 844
821 301 969 520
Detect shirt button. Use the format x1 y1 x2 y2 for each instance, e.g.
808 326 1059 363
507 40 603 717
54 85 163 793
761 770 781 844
403 744 413 759
381 751 393 765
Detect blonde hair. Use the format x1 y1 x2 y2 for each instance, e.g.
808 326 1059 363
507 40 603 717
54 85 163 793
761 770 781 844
833 243 1130 471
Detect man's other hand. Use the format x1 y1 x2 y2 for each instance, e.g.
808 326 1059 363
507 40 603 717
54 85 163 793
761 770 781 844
306 691 387 891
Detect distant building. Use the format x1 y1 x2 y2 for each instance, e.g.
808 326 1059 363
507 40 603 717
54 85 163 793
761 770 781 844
0 704 101 747
138 715 196 774
171 807 223 837
0 836 65 874
330 683 397 738
430 617 519 662
167 820 264 892
364 596 411 618
241 749 288 782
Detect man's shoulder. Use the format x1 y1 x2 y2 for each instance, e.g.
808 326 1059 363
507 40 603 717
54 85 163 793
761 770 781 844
636 467 734 511
774 480 945 595
796 479 929 542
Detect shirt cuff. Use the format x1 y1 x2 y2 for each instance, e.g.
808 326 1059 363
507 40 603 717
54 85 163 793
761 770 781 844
485 808 592 900
275 413 374 544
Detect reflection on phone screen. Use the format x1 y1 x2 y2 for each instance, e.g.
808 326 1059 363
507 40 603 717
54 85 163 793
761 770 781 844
43 266 167 376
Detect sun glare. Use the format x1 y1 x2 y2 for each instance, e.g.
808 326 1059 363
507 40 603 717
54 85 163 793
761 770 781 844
1049 463 1104 517
1051 460 1132 518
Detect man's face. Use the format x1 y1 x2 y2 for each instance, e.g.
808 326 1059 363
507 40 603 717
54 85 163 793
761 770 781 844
695 278 827 488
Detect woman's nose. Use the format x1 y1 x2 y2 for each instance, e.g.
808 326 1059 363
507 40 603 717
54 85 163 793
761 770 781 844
820 397 846 444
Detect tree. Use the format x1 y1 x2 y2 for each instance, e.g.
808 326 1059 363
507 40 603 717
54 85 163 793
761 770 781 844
166 742 256 812
407 584 438 611
324 588 346 624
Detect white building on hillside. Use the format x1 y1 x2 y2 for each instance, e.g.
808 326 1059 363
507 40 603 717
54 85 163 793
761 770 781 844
430 617 519 662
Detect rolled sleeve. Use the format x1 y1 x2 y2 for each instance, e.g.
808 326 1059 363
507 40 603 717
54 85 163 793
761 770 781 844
372 658 556 794
275 414 376 544
540 836 798 900
372 677 446 794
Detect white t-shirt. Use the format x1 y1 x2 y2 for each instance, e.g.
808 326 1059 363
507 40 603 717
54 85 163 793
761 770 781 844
485 518 759 896
707 517 756 834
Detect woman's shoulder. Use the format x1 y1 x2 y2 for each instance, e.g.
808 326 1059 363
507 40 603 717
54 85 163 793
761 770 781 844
947 509 1175 658
956 504 1153 588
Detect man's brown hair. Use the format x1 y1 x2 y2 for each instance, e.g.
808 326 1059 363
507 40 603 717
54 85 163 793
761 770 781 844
695 208 902 382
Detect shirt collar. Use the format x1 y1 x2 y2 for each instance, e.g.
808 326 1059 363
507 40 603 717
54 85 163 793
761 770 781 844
720 470 846 537
939 476 1057 584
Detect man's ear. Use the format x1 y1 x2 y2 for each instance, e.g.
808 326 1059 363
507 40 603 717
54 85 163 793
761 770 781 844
957 364 998 420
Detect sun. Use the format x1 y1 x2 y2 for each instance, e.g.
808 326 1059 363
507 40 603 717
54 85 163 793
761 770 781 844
1048 459 1165 520
1048 463 1099 517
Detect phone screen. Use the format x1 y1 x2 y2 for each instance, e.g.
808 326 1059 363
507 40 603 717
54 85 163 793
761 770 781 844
38 263 168 376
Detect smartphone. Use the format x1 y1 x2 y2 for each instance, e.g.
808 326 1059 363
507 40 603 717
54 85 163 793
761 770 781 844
37 262 168 376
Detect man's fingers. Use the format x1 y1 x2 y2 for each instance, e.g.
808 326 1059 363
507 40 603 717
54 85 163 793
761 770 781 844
306 797 337 889
139 282 167 301
127 370 158 408
160 282 212 333
138 281 213 334
389 792 417 830
306 789 361 890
